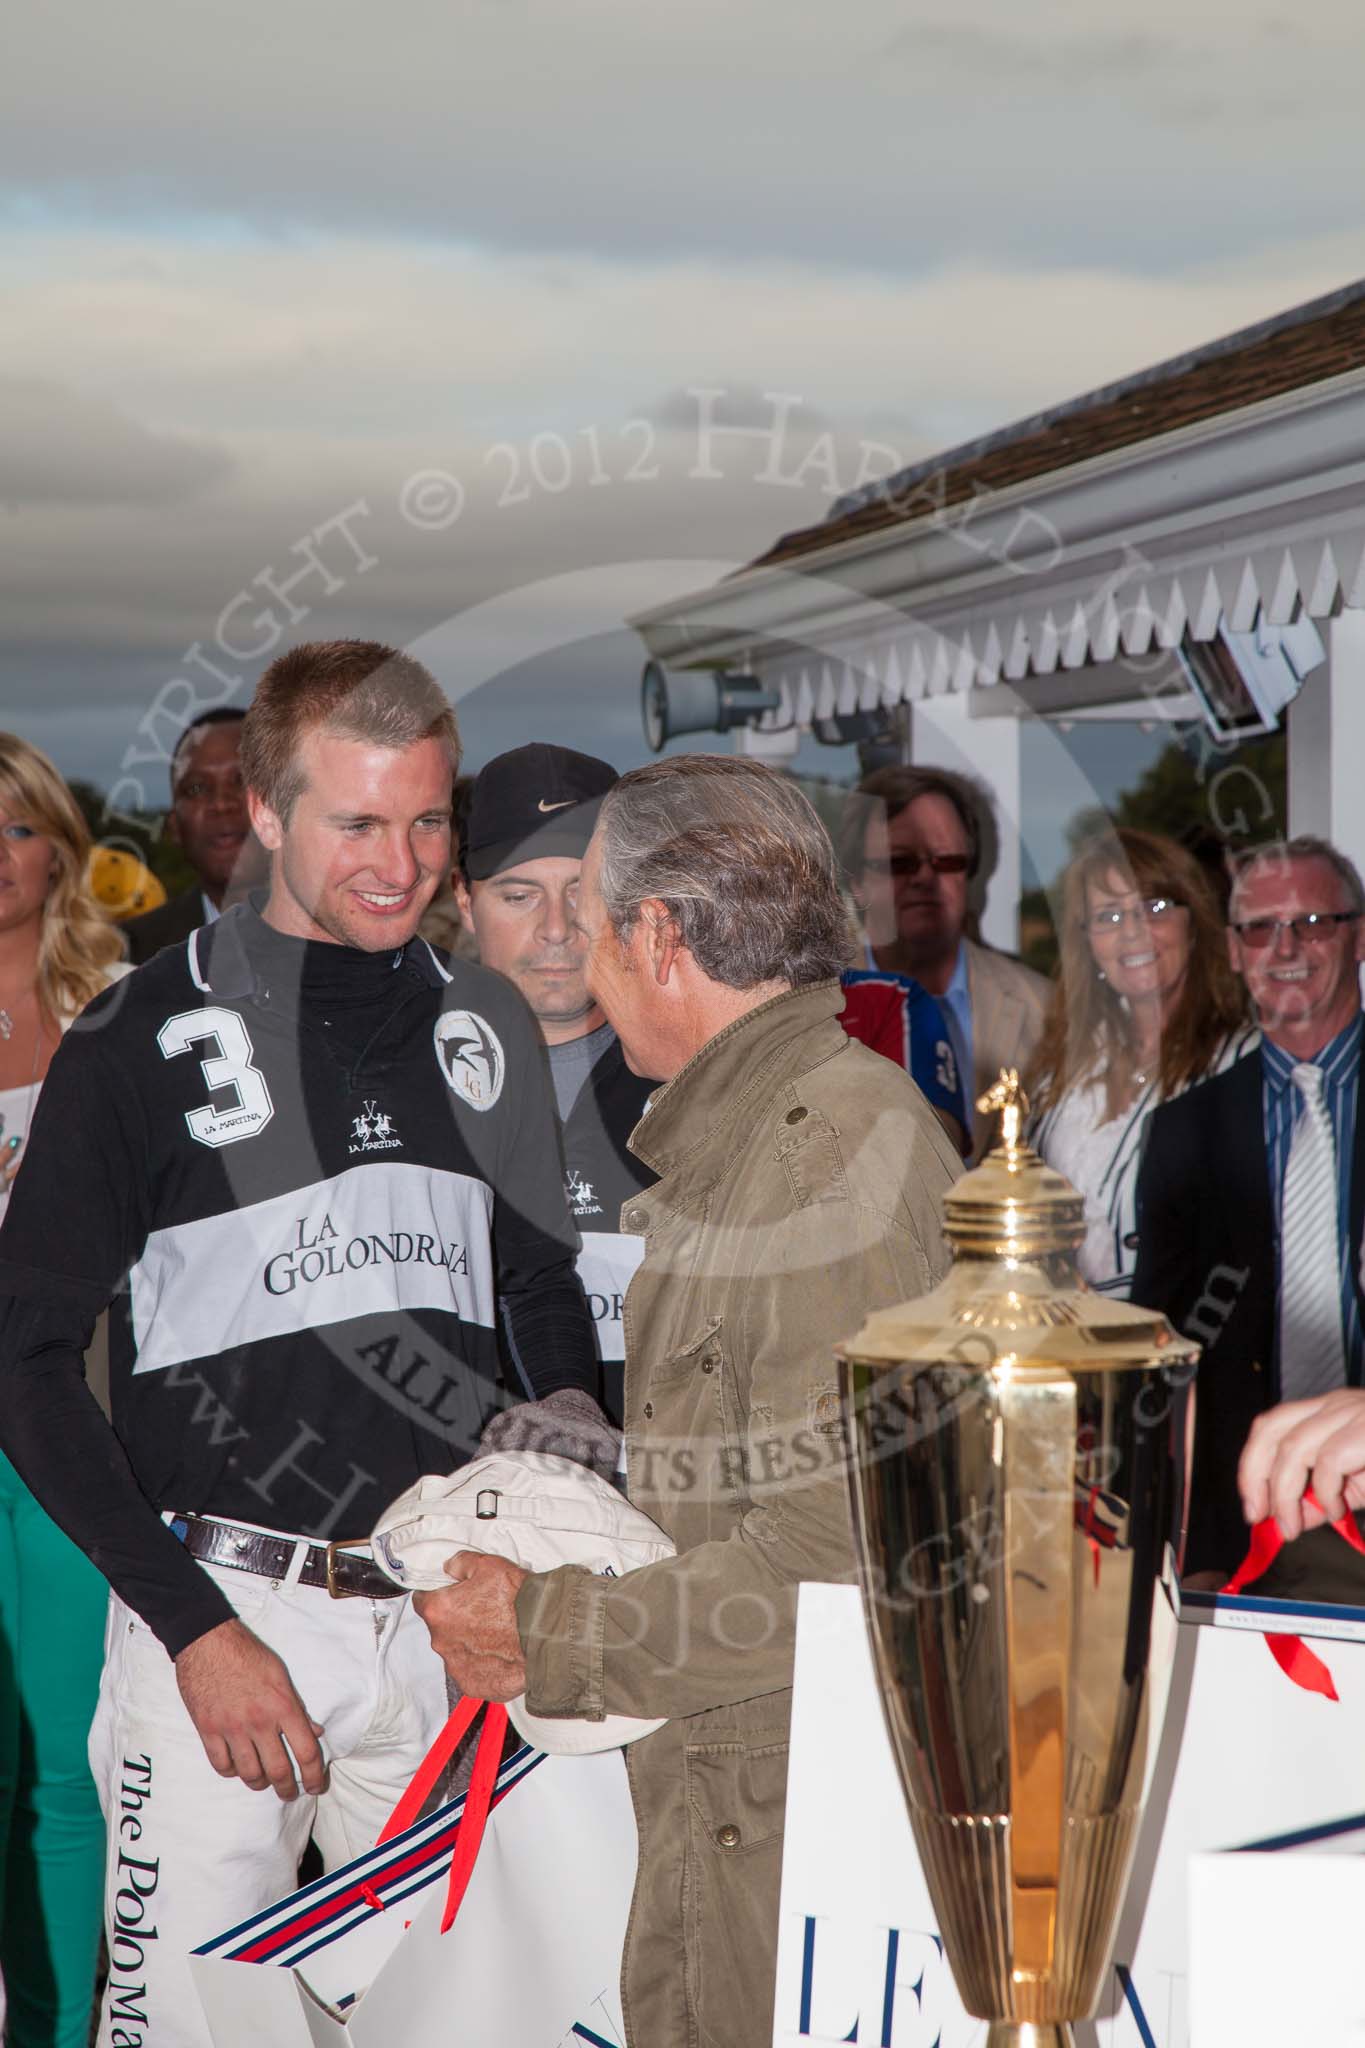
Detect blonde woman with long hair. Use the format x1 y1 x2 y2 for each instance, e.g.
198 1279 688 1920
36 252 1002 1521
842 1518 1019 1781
0 733 128 2047
1029 826 1253 1297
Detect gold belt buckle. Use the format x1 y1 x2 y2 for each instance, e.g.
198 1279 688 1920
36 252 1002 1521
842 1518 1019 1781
324 1537 373 1599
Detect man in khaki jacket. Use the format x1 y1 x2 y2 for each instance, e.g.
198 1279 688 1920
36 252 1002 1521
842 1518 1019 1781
416 754 958 2048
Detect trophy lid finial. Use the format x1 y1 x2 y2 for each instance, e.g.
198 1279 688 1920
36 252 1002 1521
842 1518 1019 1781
938 1065 1082 1259
976 1067 1029 1155
839 1058 1201 1369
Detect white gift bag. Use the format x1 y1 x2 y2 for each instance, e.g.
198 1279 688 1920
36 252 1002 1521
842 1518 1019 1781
191 1701 637 2047
1189 1836 1365 2046
773 1582 1365 2048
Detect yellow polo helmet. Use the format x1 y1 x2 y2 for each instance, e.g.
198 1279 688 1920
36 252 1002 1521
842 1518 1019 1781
88 845 167 922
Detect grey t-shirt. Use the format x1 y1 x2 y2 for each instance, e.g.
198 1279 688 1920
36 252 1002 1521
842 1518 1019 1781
547 1019 617 1123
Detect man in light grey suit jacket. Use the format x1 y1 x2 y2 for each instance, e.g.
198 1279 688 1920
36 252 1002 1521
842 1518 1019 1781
844 764 1051 1159
963 931 1051 1157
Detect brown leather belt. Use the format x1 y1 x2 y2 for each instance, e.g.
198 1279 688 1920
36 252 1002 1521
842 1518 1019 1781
169 1513 403 1600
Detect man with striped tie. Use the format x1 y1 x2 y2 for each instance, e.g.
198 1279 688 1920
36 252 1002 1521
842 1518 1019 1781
1133 836 1365 1590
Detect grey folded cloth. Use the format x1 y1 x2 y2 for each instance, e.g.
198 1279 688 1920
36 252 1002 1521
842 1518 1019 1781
479 1387 622 1482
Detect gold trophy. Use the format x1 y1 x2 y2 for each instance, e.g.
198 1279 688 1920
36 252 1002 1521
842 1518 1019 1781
838 1073 1198 2048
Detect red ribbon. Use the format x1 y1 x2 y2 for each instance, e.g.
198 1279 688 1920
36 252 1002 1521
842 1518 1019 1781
1221 1490 1365 1701
375 1695 511 1933
1081 1485 1104 1590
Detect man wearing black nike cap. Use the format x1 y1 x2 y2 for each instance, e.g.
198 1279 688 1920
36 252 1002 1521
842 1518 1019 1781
457 743 654 1427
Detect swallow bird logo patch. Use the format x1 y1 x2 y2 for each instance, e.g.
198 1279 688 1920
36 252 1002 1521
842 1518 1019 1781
434 1009 506 1111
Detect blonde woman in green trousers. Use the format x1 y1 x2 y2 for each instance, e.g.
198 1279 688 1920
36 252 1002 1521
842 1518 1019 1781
0 734 127 2048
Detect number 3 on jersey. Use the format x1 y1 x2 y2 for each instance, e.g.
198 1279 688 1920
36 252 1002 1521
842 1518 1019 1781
158 1006 275 1148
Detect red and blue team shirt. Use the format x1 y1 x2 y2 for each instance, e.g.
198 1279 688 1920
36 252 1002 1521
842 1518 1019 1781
839 969 969 1151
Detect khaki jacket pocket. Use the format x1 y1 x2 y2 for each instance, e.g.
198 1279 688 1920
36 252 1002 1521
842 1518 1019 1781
649 1314 724 1392
636 1315 725 1437
683 1735 789 2046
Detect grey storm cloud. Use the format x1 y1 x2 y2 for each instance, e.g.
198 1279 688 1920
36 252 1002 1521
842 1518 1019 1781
643 386 833 434
2 0 1363 273
0 378 233 507
883 13 1329 126
6 0 1365 805
888 22 1172 85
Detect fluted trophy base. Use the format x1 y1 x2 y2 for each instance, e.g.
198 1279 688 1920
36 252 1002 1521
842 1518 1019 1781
984 2026 1073 2048
839 1080 1196 2048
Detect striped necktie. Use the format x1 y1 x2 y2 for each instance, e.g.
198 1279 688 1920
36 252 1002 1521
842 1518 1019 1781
1278 1062 1348 1401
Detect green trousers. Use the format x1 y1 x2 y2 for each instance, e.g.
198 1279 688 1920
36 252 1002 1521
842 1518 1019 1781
0 1451 108 2048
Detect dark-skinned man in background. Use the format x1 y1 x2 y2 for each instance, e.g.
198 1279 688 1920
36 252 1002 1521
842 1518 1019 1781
125 707 266 963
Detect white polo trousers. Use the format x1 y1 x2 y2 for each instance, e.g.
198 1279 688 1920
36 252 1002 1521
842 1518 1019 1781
88 1556 448 2048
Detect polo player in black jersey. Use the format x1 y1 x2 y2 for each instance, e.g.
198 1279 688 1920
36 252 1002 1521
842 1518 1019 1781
0 640 598 2048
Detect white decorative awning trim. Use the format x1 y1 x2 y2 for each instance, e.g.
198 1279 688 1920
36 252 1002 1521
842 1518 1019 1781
633 367 1365 710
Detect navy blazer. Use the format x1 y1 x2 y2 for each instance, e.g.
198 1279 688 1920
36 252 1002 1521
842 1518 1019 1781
1131 1042 1365 1575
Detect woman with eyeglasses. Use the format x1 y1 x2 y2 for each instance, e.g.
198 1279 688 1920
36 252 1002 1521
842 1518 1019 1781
0 735 129 2048
1029 827 1253 1296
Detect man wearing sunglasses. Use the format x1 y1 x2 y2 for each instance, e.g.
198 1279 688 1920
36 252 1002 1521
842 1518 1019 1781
1133 834 1365 1592
843 766 1050 1159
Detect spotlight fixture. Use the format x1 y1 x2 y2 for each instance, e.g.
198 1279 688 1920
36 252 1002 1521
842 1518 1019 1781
640 662 780 751
1177 615 1324 741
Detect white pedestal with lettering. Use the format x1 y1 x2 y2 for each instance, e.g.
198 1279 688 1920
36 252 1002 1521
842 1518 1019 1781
774 1582 1365 2048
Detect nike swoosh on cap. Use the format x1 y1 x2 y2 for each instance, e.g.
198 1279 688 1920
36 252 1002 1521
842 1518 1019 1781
537 798 575 813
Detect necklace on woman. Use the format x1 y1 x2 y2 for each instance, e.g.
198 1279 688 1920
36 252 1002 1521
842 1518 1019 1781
0 994 44 1191
1132 1040 1160 1091
0 984 35 1041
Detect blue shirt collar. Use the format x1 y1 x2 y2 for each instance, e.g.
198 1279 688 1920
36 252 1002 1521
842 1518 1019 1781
860 939 969 1002
1262 1012 1363 1093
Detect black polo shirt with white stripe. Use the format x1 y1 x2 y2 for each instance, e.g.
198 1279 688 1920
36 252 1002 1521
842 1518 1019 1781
0 901 595 1653
555 1033 654 1424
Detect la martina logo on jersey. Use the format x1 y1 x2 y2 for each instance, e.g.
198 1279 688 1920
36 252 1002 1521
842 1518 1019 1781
349 1099 402 1155
263 1209 469 1295
565 1166 603 1219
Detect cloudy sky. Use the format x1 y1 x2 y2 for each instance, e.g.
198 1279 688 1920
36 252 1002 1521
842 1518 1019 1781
5 0 1365 874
